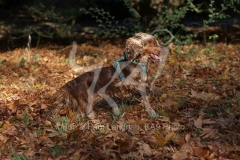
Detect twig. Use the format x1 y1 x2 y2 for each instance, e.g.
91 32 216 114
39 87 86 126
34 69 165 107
151 29 175 46
32 28 53 38
25 34 32 63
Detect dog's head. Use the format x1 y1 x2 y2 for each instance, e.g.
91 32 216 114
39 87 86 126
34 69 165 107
124 32 168 65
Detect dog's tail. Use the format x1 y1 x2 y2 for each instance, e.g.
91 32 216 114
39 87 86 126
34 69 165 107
49 83 78 116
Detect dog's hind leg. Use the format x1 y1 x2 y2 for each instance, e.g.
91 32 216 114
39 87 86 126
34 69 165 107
85 86 95 119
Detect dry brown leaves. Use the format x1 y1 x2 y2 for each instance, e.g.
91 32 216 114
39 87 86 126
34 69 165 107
0 41 239 159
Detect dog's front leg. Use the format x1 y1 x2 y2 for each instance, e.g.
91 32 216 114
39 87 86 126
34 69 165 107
138 82 157 118
97 71 122 117
98 89 121 116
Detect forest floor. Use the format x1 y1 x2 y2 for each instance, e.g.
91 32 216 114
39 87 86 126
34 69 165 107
0 39 239 159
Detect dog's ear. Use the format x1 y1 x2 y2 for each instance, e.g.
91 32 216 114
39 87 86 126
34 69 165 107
124 33 161 61
124 37 143 61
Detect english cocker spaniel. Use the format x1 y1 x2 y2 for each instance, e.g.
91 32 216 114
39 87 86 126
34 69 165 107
51 32 170 119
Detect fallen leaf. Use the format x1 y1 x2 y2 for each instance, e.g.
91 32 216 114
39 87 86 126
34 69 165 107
172 151 187 160
185 133 191 143
165 132 175 142
193 146 212 158
155 131 166 146
194 116 202 128
202 119 216 125
190 89 211 100
128 119 136 124
41 103 48 109
201 128 218 139
142 143 152 155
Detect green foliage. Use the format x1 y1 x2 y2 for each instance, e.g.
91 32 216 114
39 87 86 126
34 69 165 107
5 0 240 44
120 101 134 111
209 34 219 40
236 46 240 51
0 59 3 67
50 146 64 156
205 99 235 119
158 5 188 29
34 83 41 88
79 7 140 38
215 55 225 62
53 116 70 134
20 2 77 40
155 4 195 45
11 146 29 160
75 113 85 122
121 0 140 19
22 114 29 124
151 0 240 45
19 56 27 68
200 46 215 56
205 0 229 24
238 96 240 107
31 54 41 69
156 107 167 116
35 127 41 137
191 0 239 44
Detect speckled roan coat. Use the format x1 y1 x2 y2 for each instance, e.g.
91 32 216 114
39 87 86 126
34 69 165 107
50 33 169 119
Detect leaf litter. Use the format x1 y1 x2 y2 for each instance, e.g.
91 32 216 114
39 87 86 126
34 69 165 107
0 41 239 159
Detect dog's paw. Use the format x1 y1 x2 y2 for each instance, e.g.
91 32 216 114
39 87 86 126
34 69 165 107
87 111 95 119
113 107 121 117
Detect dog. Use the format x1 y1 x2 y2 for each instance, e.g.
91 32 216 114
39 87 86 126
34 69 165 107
50 32 170 119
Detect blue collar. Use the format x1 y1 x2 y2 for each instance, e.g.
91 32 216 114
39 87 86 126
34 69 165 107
113 54 127 81
113 54 147 81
